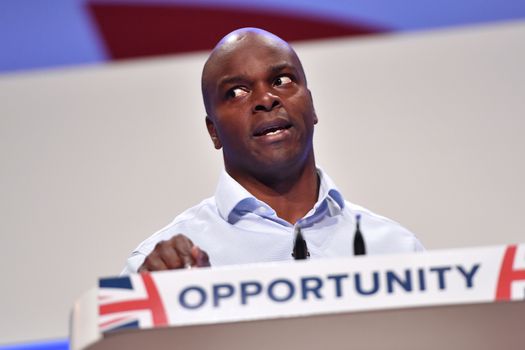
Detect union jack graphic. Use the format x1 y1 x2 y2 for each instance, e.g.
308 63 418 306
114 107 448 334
98 273 168 333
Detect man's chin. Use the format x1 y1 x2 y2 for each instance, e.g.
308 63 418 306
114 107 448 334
225 145 314 179
254 152 311 176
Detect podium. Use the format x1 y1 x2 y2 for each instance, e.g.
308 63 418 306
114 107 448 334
71 244 525 350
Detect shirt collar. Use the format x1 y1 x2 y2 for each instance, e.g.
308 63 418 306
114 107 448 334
317 168 345 211
214 168 345 225
215 169 256 222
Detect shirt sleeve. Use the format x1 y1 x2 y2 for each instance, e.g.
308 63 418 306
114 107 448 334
413 237 425 252
120 252 147 275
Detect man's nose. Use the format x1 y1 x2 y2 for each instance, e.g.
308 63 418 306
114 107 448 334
253 89 281 113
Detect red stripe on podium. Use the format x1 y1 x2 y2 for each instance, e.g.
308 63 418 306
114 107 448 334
496 245 525 301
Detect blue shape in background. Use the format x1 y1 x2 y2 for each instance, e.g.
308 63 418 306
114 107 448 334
0 0 105 73
168 0 525 29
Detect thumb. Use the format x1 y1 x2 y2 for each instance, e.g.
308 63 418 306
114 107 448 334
191 245 211 267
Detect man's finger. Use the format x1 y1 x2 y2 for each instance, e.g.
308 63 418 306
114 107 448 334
171 234 195 267
140 250 168 271
158 241 183 269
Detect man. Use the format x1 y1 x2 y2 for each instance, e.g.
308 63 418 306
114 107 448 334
122 28 423 274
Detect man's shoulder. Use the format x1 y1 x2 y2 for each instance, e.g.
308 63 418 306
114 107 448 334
345 201 404 228
170 197 218 224
343 200 424 252
133 196 219 254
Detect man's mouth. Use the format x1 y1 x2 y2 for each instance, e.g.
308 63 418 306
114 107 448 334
253 121 293 137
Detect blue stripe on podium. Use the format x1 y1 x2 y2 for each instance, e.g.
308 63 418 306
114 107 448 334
0 339 68 350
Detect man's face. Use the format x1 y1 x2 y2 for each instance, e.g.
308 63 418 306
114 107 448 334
203 35 318 180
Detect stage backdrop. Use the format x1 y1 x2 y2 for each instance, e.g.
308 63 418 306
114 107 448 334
0 20 524 344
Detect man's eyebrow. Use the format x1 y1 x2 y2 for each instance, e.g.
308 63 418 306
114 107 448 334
269 63 295 75
216 63 297 88
217 75 248 89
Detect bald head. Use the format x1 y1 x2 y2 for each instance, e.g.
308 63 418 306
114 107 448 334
201 28 307 115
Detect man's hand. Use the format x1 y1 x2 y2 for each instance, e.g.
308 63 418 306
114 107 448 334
138 234 210 272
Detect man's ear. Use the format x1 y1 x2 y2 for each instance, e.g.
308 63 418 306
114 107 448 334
205 116 222 149
308 89 318 125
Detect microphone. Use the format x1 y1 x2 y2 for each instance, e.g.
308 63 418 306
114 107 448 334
353 214 366 256
292 226 309 260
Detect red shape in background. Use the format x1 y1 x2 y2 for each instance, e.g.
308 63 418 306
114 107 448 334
87 3 389 60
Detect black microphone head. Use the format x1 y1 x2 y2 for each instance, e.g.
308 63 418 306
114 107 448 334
292 226 309 260
354 214 366 256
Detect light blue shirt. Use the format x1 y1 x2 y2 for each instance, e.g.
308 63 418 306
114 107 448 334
122 169 423 274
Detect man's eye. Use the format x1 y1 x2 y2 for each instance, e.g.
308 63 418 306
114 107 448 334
274 76 292 86
227 87 248 98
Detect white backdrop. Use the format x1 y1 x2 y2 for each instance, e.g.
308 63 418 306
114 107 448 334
0 21 524 344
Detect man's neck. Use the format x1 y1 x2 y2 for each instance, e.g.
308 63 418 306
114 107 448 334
228 157 319 224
